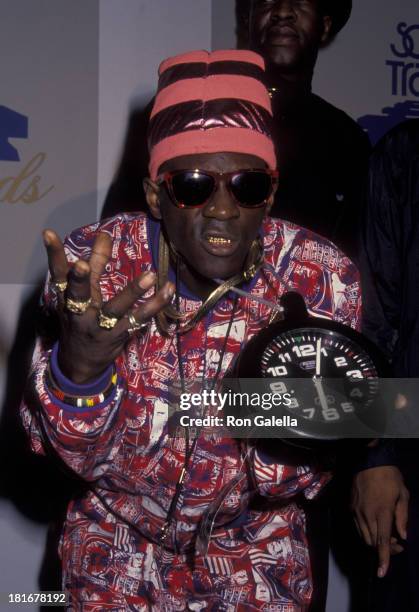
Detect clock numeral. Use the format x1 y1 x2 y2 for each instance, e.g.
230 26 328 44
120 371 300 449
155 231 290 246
287 397 299 409
292 344 315 357
292 343 328 358
269 381 288 394
341 402 354 413
322 407 340 421
334 357 348 367
302 408 316 419
277 352 292 363
346 370 363 379
266 365 288 376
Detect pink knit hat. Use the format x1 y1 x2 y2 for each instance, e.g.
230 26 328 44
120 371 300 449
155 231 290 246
148 49 276 179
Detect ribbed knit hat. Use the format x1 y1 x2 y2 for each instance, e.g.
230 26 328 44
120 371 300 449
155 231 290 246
148 49 276 179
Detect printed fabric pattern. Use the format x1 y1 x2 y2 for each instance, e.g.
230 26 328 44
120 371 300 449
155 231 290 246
21 213 361 611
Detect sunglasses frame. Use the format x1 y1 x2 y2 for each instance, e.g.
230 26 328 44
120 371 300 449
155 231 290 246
156 168 279 209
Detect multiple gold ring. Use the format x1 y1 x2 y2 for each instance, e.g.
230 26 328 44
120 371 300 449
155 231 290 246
64 298 146 335
98 310 119 330
65 297 92 315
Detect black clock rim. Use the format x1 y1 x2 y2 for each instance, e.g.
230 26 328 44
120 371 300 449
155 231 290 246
233 316 390 379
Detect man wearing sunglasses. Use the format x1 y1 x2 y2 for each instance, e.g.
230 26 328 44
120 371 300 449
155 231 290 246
21 50 360 610
237 0 371 260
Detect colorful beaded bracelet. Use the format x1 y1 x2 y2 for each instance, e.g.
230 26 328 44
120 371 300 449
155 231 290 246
44 363 117 408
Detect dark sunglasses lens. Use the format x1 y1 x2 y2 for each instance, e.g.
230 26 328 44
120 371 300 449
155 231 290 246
231 172 272 207
171 172 214 207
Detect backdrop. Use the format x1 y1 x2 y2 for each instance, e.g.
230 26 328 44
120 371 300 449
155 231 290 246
1 0 418 609
0 0 211 605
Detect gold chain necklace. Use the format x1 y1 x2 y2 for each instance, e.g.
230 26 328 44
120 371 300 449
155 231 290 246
156 231 264 335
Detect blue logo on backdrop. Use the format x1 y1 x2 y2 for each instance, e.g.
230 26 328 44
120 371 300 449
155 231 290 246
0 105 28 161
0 105 53 204
358 22 419 145
387 23 419 96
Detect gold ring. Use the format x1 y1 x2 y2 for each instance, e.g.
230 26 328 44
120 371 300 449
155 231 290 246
65 296 92 315
51 280 68 293
98 310 119 330
127 313 148 335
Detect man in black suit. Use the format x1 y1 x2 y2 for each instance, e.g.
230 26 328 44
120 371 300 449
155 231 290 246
237 0 371 259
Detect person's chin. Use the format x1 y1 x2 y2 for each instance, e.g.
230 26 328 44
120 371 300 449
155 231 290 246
264 45 300 70
196 257 244 282
192 240 248 280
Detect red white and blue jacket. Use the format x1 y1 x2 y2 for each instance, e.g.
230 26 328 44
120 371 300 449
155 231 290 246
21 213 361 611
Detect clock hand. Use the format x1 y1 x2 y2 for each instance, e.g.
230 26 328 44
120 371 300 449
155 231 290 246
313 377 329 412
315 338 322 377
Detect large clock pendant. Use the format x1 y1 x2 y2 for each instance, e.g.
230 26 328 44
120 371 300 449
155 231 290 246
231 292 389 444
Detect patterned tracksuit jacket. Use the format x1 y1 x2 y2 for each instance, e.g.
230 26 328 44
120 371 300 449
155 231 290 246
21 213 361 611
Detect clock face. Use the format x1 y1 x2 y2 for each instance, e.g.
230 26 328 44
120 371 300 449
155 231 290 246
257 327 381 435
261 327 378 379
231 292 389 442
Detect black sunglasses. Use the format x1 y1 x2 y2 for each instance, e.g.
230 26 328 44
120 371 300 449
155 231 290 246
157 168 278 209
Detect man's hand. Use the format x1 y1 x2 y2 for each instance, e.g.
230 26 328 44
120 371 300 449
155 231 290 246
351 466 409 578
43 229 174 384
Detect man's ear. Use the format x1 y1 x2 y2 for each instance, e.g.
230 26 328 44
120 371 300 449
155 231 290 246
320 15 333 44
143 178 162 220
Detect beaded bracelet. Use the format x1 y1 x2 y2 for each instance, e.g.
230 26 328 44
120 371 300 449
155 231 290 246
44 362 118 408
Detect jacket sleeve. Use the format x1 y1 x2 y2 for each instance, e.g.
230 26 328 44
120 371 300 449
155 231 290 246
250 443 332 501
357 127 411 470
352 440 398 474
21 345 128 481
359 136 402 359
332 254 362 333
20 219 132 482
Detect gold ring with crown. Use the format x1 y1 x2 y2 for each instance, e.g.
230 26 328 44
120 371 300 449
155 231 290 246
98 310 119 330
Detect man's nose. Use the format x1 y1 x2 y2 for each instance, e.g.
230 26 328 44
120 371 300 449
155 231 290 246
202 181 240 220
270 0 296 20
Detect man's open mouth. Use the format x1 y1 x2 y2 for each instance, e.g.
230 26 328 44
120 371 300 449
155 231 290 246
202 233 239 256
207 236 233 245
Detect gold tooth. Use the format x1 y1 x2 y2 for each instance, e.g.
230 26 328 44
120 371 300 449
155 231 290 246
208 236 231 244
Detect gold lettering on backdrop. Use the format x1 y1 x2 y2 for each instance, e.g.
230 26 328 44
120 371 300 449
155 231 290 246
0 152 54 204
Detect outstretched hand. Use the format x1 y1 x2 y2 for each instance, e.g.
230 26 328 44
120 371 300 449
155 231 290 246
351 465 409 578
43 229 174 384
